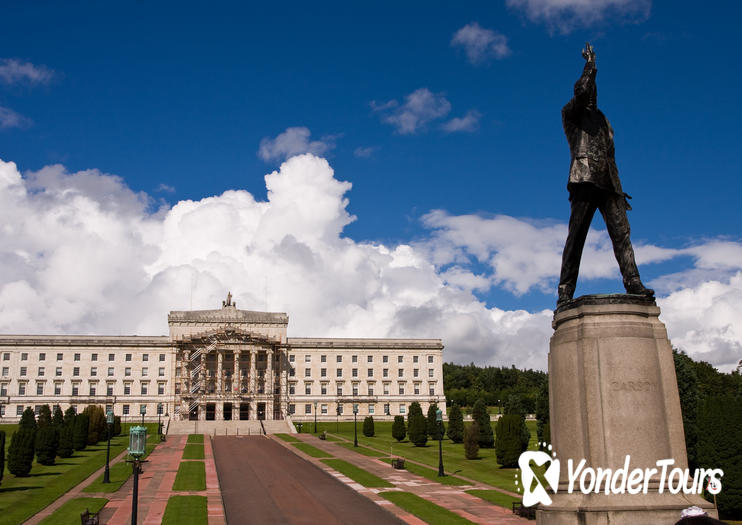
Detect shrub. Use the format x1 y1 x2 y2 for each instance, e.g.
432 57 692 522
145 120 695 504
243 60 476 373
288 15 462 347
35 405 57 465
446 404 464 443
392 416 406 442
464 421 480 460
472 399 494 448
57 424 74 458
19 406 37 431
427 403 444 440
113 415 122 437
407 402 422 427
52 405 64 427
495 414 529 467
363 416 375 437
408 414 428 447
8 428 35 476
73 414 89 451
84 405 106 445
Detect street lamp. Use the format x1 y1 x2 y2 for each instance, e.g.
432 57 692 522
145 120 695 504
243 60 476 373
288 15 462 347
437 408 444 477
353 404 358 447
103 410 114 483
157 403 163 439
128 426 148 525
313 401 318 433
336 403 340 433
140 404 146 426
497 399 501 415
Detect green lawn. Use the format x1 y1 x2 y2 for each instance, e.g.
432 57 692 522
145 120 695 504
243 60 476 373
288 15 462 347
402 461 471 486
291 442 333 458
187 434 204 444
162 495 207 525
306 420 534 492
172 461 206 491
0 434 130 524
321 459 393 488
275 433 301 442
182 443 205 459
380 491 475 525
38 497 108 525
83 440 158 493
336 441 387 457
466 489 521 509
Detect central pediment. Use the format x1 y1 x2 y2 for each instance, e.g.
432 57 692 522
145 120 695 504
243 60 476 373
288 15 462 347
168 302 288 344
176 327 282 346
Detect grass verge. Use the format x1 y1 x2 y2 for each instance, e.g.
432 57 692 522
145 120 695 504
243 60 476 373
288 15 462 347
321 459 393 488
336 441 386 457
402 461 471 486
172 461 206 491
292 443 333 458
182 443 205 459
38 497 108 525
466 489 521 509
83 440 158 493
162 495 207 525
187 434 204 444
275 433 301 442
381 491 475 525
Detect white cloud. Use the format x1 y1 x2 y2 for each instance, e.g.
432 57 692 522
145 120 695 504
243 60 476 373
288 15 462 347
451 23 511 64
0 58 53 85
156 183 175 193
353 146 376 158
442 110 481 133
258 127 335 162
0 106 31 129
372 88 451 135
507 0 651 33
0 154 740 373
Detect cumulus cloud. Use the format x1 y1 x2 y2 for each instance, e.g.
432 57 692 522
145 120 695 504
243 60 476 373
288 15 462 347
507 0 651 33
451 23 511 64
258 127 336 162
0 58 53 85
372 88 451 134
0 106 31 129
0 154 740 372
442 110 481 133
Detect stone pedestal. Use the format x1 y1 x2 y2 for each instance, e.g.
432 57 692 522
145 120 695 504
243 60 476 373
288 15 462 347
537 295 715 524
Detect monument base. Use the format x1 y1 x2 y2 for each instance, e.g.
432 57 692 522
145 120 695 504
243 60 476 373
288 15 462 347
538 295 715 524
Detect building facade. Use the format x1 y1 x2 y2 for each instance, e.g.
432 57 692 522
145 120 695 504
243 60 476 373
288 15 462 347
0 298 445 422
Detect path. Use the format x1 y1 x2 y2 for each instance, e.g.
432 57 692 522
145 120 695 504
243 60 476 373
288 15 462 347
284 434 529 524
213 435 403 525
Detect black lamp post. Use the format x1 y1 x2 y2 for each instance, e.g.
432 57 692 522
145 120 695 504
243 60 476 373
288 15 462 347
157 403 163 438
313 401 318 433
336 403 340 433
497 399 501 415
128 425 148 525
437 408 444 477
353 404 358 447
140 404 146 426
103 409 114 483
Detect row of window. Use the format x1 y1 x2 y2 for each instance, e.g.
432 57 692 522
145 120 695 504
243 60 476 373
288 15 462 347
3 366 167 378
1 381 167 397
296 367 436 379
289 382 437 396
288 403 410 416
290 354 436 364
6 404 165 417
2 352 167 362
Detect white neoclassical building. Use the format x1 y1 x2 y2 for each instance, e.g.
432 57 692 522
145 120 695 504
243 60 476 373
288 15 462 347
0 295 446 424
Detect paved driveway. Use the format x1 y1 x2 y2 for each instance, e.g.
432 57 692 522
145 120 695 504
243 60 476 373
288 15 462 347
213 436 403 524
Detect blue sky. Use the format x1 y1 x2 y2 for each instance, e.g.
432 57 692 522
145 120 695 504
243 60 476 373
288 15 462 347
1 1 741 371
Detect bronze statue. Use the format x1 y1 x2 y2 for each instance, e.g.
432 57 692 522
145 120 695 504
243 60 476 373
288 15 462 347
557 43 654 307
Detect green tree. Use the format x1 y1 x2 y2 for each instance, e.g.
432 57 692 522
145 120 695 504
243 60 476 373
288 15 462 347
535 380 550 445
363 416 375 437
446 404 464 443
73 414 89 451
472 399 494 448
464 421 480 460
504 393 527 415
113 415 122 437
408 413 428 447
392 416 406 442
83 405 106 445
673 349 698 470
52 406 64 427
426 403 444 440
407 402 422 427
19 406 37 431
35 405 57 465
495 414 529 467
8 427 35 477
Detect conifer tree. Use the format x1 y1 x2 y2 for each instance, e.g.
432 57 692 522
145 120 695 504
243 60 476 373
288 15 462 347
408 413 428 447
73 414 89 451
392 415 406 442
426 403 444 439
113 415 122 436
446 404 464 443
8 425 35 477
19 406 37 431
464 421 480 460
35 404 57 465
407 401 422 427
363 416 375 437
472 399 494 448
495 414 529 467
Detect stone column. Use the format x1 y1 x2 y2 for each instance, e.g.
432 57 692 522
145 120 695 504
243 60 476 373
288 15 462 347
233 349 241 394
217 351 223 394
250 399 257 421
266 348 274 419
249 348 257 395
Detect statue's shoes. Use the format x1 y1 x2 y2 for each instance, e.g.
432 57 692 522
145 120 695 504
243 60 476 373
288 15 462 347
625 278 654 296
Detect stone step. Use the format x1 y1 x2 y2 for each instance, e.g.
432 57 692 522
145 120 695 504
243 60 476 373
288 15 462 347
167 419 292 435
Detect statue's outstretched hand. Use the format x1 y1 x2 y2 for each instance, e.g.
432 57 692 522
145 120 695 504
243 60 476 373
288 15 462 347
582 42 595 63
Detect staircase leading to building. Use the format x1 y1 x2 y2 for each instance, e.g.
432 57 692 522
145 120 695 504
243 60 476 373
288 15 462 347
167 419 293 436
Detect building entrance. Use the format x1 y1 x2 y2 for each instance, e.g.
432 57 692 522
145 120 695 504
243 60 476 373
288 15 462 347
239 402 249 420
206 403 216 421
189 406 198 421
257 402 266 420
223 402 232 420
